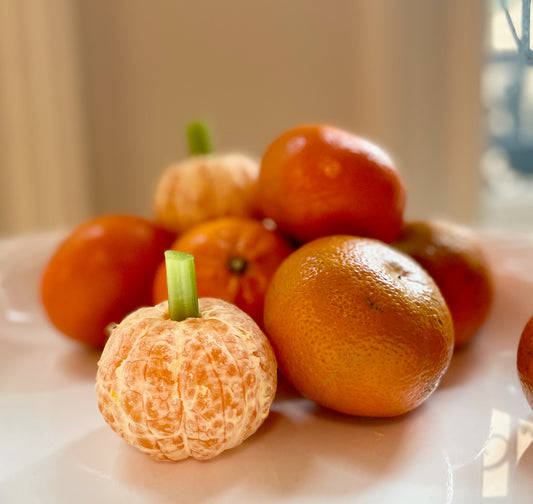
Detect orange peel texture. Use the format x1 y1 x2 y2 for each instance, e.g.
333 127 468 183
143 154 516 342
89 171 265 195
95 298 277 461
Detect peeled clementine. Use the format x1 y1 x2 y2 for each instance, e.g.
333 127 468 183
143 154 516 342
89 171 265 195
517 315 533 411
393 220 494 349
96 298 277 461
258 124 406 244
152 217 294 326
263 235 454 417
154 153 261 234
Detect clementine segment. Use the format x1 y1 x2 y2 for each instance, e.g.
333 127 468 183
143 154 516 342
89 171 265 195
152 217 294 326
258 124 406 244
517 315 533 411
263 235 454 417
393 220 494 349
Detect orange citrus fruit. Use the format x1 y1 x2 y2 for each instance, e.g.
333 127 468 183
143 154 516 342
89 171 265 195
517 315 533 411
154 153 261 234
41 214 175 349
96 298 277 461
152 217 294 326
257 124 406 244
393 220 494 349
263 235 454 417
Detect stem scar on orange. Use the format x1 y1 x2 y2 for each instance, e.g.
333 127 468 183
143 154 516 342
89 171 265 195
152 216 294 326
258 124 407 244
263 235 454 418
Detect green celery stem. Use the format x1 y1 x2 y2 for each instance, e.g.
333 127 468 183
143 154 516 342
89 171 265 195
187 121 214 156
165 250 200 321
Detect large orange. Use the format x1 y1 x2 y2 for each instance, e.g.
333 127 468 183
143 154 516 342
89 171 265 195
517 315 533 411
393 220 494 349
152 217 294 326
257 124 406 244
263 235 454 417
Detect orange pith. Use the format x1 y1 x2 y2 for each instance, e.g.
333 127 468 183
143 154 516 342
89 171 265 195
96 298 277 461
258 124 406 244
154 153 261 234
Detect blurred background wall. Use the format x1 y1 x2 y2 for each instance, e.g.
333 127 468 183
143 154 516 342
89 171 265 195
2 0 520 238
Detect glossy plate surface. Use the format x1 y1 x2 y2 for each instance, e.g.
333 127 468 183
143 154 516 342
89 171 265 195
1 230 533 503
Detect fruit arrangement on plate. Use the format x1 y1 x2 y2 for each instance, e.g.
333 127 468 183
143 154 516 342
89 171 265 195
40 121 531 463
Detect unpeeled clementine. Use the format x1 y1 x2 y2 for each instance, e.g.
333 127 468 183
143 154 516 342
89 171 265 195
258 124 406 244
263 235 454 418
394 220 494 349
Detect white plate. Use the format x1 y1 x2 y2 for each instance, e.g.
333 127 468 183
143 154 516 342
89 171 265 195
1 230 533 503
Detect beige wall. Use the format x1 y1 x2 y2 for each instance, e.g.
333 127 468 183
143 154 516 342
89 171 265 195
75 0 367 219
0 0 486 236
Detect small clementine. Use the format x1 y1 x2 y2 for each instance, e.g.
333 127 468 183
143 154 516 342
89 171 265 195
517 315 533 411
96 298 277 461
258 124 406 244
152 217 294 326
263 235 454 417
393 220 494 349
41 214 175 349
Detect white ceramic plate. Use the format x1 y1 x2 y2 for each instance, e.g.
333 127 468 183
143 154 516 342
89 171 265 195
1 230 533 503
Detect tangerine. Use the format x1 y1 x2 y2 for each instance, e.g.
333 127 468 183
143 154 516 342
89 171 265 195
154 153 261 234
96 298 277 461
517 315 533 411
263 235 454 417
393 220 494 349
152 217 294 326
41 214 174 349
257 124 406 244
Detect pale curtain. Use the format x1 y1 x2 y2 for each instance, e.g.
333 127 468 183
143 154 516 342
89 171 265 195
0 0 92 237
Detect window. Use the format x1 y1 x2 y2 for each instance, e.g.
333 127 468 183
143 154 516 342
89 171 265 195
482 0 533 230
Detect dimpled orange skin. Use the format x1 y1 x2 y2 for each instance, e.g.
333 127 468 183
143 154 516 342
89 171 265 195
95 298 277 461
263 235 454 418
517 315 533 410
394 220 494 349
258 124 407 244
154 153 261 234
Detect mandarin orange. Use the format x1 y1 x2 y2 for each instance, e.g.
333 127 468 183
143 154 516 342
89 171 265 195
517 315 533 410
393 220 494 349
152 217 294 326
41 214 175 349
263 235 454 417
96 298 277 461
257 124 406 244
154 153 261 234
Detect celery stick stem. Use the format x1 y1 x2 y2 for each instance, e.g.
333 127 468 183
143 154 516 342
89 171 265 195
187 121 213 156
165 250 200 321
